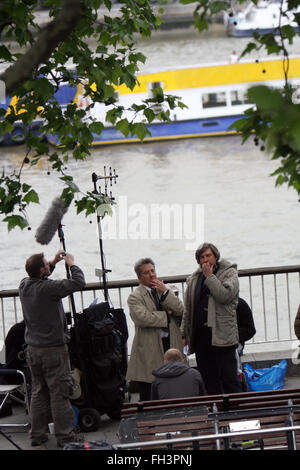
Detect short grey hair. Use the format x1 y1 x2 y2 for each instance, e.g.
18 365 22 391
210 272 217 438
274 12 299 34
195 242 220 264
134 257 155 278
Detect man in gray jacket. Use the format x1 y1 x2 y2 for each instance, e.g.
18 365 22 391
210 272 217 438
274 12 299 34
182 243 242 395
151 348 206 400
19 250 85 448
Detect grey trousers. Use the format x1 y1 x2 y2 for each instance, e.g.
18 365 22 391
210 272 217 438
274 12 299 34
26 344 75 441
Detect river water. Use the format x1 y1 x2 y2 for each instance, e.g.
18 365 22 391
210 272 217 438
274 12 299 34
1 27 300 344
2 133 299 291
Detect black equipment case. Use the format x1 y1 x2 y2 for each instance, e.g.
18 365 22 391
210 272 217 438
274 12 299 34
69 302 128 432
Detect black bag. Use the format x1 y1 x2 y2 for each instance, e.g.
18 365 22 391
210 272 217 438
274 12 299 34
236 297 256 346
69 302 126 415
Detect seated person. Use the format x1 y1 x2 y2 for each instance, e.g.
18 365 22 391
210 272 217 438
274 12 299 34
151 348 207 400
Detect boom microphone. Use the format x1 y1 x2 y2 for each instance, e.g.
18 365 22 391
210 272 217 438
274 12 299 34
35 197 69 245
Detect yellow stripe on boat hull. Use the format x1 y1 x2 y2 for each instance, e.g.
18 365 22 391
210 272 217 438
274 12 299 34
117 57 300 95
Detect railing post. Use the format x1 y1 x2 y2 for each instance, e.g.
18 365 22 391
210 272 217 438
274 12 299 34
261 275 267 342
286 273 292 340
1 297 5 340
274 274 279 341
248 276 253 311
118 288 122 308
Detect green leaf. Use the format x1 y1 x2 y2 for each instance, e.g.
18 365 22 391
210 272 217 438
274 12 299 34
60 177 80 193
106 107 123 124
194 16 209 32
240 42 258 58
3 215 28 231
22 183 31 192
156 16 162 27
210 1 230 14
281 24 295 43
122 71 138 90
273 174 288 186
131 122 151 141
23 189 39 204
247 85 283 110
289 120 300 151
180 0 197 4
144 108 155 123
177 100 188 110
0 44 12 61
116 118 130 136
89 121 104 135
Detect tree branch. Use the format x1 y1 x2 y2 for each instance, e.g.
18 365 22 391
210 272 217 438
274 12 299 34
0 0 86 96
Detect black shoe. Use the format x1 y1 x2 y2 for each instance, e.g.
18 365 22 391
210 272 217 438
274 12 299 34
31 435 49 447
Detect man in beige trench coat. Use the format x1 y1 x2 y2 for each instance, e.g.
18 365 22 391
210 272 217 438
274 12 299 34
126 257 184 401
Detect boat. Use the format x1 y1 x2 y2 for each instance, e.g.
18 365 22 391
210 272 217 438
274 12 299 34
2 55 300 147
224 0 300 37
46 55 300 146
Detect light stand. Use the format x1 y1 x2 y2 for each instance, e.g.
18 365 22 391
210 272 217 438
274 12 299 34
92 167 118 305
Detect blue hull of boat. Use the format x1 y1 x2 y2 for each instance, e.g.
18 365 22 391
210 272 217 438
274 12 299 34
228 26 300 37
46 114 243 146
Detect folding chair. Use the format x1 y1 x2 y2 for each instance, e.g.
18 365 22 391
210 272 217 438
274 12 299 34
0 369 30 449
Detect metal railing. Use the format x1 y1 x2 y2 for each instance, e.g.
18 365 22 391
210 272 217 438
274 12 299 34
1 264 300 352
115 423 300 450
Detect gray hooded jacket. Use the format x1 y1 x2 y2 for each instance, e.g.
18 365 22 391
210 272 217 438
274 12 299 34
151 361 206 400
181 258 239 352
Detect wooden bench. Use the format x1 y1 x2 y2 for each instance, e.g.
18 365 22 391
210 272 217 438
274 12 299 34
121 388 300 416
136 412 217 450
119 388 300 450
215 406 300 450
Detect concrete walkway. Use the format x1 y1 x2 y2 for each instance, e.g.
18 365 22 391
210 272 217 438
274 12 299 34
0 402 125 451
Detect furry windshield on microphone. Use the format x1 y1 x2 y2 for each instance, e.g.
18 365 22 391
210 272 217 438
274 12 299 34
35 197 69 245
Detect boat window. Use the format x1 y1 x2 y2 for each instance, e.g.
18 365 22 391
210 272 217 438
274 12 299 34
230 89 250 105
202 91 226 108
148 81 164 96
150 81 162 90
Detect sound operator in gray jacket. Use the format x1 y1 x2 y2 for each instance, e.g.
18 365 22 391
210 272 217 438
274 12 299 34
19 250 85 448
